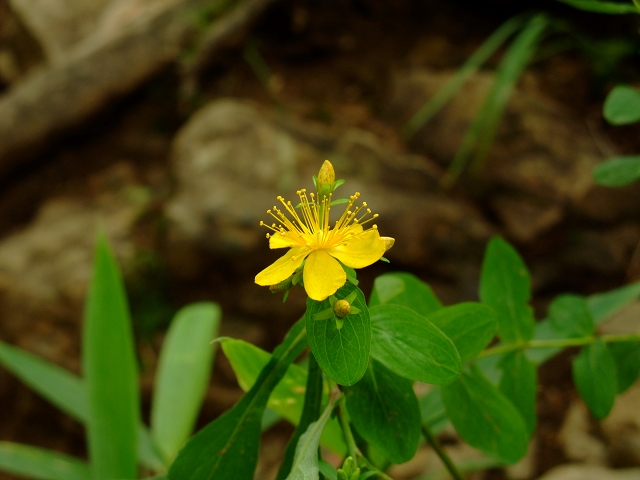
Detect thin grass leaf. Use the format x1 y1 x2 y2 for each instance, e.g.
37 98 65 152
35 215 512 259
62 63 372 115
0 442 90 480
0 342 164 470
404 13 528 138
151 302 221 464
83 233 140 479
0 341 87 422
444 14 549 186
556 0 640 14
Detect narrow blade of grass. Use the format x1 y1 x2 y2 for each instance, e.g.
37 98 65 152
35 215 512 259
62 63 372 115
83 233 140 479
0 442 90 480
443 14 549 187
556 0 640 14
404 13 528 138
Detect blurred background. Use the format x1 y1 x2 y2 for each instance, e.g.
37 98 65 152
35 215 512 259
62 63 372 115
0 0 639 478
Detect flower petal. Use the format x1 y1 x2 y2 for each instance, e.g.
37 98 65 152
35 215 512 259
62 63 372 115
303 250 347 301
328 229 386 269
255 246 309 286
269 231 302 249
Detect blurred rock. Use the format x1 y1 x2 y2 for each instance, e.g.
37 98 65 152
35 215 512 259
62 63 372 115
166 98 493 283
0 163 148 371
386 69 640 226
558 401 608 466
8 0 114 62
601 383 640 466
0 0 280 173
537 465 640 480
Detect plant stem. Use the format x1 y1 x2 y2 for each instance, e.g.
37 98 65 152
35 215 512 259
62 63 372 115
478 333 640 358
337 396 360 469
421 425 467 480
357 455 396 480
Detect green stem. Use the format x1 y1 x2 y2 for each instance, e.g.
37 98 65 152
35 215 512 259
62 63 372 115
421 425 467 480
478 333 640 358
357 456 395 480
337 396 360 469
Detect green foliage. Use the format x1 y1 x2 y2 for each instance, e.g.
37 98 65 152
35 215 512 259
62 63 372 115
556 0 640 14
480 237 535 343
151 303 221 463
369 304 461 385
426 303 497 363
285 398 336 480
441 367 530 463
498 351 537 435
83 233 140 479
604 85 640 124
609 340 640 393
548 294 595 338
345 360 421 464
369 272 442 314
276 354 324 480
306 282 370 386
219 338 345 453
0 442 90 480
572 338 618 419
593 156 640 187
167 321 307 479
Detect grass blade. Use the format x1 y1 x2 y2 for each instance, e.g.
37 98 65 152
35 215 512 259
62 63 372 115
83 233 140 479
404 14 528 138
151 302 221 464
444 14 549 186
556 0 640 14
0 441 90 480
0 341 87 422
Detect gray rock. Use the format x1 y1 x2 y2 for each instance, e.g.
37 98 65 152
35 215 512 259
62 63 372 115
536 465 640 480
166 99 493 281
0 163 148 371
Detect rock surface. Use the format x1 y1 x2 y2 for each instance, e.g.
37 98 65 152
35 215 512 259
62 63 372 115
0 163 148 371
166 98 493 285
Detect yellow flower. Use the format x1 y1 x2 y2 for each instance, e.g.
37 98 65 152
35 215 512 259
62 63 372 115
255 189 393 301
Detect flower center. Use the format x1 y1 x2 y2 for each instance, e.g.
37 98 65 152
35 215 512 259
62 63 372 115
259 189 379 251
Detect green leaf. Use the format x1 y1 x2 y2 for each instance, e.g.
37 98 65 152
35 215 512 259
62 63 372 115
548 294 595 338
151 302 221 463
167 320 308 480
480 237 535 343
318 460 337 480
556 0 640 14
609 340 640 393
426 303 497 363
369 272 442 315
587 280 640 323
573 338 618 419
369 304 461 385
0 442 90 480
345 360 421 464
276 353 324 480
0 341 87 422
604 85 640 123
441 367 529 463
285 397 336 480
83 233 140 479
593 156 640 187
219 339 345 453
306 283 370 386
498 351 537 435
419 388 449 434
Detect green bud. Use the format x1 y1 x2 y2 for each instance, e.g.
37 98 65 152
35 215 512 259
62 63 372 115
349 468 361 480
341 457 355 475
317 160 335 198
337 470 349 480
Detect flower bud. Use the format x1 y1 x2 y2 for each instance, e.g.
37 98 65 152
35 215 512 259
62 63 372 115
317 160 335 198
333 299 351 318
381 236 395 252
